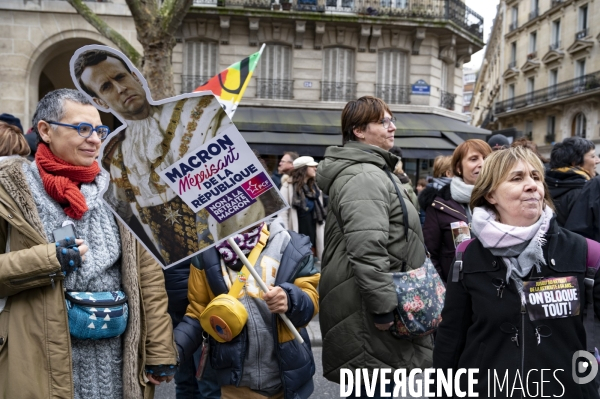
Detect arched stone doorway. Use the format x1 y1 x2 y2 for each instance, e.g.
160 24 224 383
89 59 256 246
26 31 121 130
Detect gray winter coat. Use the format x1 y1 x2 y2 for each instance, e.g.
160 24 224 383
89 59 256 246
316 142 433 383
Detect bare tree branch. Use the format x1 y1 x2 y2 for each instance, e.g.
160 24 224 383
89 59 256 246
160 0 194 34
65 0 142 67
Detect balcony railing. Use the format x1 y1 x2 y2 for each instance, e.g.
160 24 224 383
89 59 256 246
575 28 589 40
549 41 561 51
440 90 456 110
527 51 537 60
321 81 357 102
375 84 410 104
181 75 213 93
508 60 517 69
495 71 600 114
200 0 483 40
255 79 294 100
551 0 564 7
193 0 218 5
528 8 538 21
509 22 518 32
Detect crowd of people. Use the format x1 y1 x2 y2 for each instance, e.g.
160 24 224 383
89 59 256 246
2 91 600 399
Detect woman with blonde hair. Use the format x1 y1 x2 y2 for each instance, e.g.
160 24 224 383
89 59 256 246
0 121 30 161
434 146 600 398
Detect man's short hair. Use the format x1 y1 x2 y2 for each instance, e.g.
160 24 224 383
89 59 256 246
32 89 91 140
283 151 299 161
550 136 595 169
73 49 132 98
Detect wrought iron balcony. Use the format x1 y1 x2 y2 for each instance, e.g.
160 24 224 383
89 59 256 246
194 0 483 40
549 41 561 51
255 79 294 100
193 0 218 5
181 75 213 93
495 71 600 114
551 0 564 7
528 8 538 21
375 84 410 104
575 28 589 40
527 52 537 60
440 90 456 110
509 22 518 32
321 81 357 102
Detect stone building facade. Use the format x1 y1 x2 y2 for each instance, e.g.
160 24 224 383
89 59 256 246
471 0 600 151
1 0 486 181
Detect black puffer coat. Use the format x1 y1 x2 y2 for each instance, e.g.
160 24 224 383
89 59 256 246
546 169 588 226
434 218 600 398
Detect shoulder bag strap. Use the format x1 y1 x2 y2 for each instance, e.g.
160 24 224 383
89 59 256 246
382 165 409 243
228 225 270 298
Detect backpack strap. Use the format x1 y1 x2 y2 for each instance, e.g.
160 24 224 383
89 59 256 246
586 238 600 274
451 238 475 283
584 238 600 354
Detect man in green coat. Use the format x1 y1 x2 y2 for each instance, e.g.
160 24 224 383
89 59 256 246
316 96 433 393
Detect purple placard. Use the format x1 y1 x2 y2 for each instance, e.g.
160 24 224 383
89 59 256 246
205 188 257 223
241 172 272 199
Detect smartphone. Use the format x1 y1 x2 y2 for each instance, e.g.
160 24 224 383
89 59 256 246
53 224 77 242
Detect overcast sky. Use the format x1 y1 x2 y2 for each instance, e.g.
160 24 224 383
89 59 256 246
464 0 501 71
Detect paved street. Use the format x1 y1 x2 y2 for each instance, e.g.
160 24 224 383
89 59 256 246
155 344 426 399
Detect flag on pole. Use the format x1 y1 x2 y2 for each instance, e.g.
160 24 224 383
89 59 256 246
194 44 266 119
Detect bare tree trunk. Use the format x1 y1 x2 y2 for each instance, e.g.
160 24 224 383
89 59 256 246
141 41 176 99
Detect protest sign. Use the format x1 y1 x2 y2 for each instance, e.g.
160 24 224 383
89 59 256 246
523 276 581 320
158 129 275 223
70 45 288 268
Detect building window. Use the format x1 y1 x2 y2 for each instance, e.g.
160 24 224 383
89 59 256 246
575 59 586 92
549 68 558 98
576 58 586 78
464 92 473 104
326 0 353 11
527 77 535 104
510 6 519 30
529 0 539 20
509 42 517 68
546 116 556 144
256 44 293 100
579 5 588 31
525 120 533 140
322 47 356 101
529 31 537 54
573 113 587 137
183 41 218 93
381 0 407 7
508 84 515 109
376 49 409 104
551 19 561 49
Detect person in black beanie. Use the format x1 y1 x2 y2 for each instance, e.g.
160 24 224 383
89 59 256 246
0 113 24 133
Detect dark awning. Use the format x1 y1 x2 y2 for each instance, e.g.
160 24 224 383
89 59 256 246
232 107 490 159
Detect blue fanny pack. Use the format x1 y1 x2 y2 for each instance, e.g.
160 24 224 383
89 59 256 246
65 291 128 340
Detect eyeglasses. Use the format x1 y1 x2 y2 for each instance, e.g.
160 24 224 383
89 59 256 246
44 120 111 140
380 117 397 129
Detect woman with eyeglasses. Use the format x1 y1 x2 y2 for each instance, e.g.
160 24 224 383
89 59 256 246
0 89 177 399
422 139 492 283
316 96 432 397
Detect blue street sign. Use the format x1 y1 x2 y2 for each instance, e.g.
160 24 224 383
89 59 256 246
411 79 431 95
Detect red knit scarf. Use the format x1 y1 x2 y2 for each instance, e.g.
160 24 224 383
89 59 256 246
35 143 101 220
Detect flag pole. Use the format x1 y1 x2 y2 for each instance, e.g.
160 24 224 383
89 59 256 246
227 237 304 344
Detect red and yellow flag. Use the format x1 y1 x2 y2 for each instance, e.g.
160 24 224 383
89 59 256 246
194 44 265 119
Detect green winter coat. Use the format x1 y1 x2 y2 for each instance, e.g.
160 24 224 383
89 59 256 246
316 142 433 383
